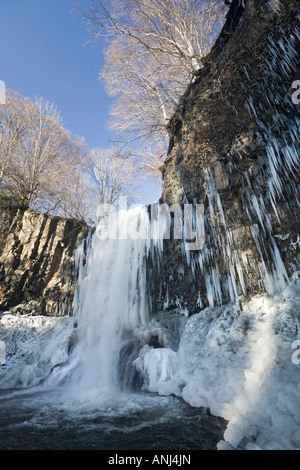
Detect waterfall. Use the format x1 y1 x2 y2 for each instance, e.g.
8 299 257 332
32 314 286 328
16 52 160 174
67 205 156 393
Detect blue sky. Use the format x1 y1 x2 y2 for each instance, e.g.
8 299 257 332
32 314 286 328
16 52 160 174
0 0 162 204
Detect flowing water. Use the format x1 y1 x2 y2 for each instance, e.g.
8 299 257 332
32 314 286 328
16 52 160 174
0 388 226 450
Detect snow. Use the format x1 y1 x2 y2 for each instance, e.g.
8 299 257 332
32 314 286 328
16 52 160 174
0 313 73 389
134 274 300 450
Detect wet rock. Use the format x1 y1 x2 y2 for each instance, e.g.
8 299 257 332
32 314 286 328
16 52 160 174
0 205 88 316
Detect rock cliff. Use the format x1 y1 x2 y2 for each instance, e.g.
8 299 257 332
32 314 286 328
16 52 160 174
155 0 300 313
0 202 88 316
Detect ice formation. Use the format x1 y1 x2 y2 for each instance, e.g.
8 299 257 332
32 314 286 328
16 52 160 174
0 314 73 389
134 273 300 450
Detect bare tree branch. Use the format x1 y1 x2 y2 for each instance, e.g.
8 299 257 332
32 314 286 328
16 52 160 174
81 0 228 176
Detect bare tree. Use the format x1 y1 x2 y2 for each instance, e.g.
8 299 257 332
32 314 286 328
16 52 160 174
0 91 141 224
81 0 228 175
57 163 97 222
0 90 89 217
86 146 140 221
56 146 140 224
0 90 28 188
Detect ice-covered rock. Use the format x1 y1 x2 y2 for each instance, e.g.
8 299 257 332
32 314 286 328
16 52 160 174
0 312 74 389
134 346 180 394
136 277 300 450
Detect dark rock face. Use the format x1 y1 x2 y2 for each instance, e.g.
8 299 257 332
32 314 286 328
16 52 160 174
0 203 88 316
155 0 300 313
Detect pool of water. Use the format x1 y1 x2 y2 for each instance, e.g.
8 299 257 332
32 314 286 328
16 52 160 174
0 386 227 450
